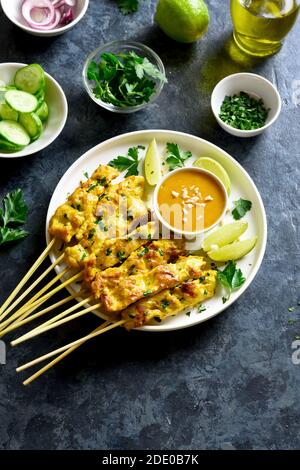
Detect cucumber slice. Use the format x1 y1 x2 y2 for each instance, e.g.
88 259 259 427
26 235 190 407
0 120 30 147
0 103 19 121
0 137 23 152
5 90 38 113
14 64 45 95
36 101 49 122
19 112 43 141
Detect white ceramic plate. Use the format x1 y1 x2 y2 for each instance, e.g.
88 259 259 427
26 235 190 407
0 63 68 159
46 130 267 332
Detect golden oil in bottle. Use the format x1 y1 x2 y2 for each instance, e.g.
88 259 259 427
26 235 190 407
231 0 299 56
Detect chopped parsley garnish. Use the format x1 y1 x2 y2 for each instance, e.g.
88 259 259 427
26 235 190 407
87 183 98 192
288 307 296 312
199 276 206 283
138 246 149 257
161 299 170 309
80 252 87 261
83 171 89 179
154 316 162 323
219 92 269 130
117 0 141 15
109 146 143 177
198 304 206 313
232 198 252 220
88 228 96 239
158 248 164 256
217 261 246 303
87 51 167 108
186 311 191 317
165 143 193 171
143 289 152 297
105 248 112 256
97 220 108 232
288 319 297 325
0 189 28 247
117 251 127 262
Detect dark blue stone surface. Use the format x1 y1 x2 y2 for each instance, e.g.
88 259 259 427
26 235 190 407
0 0 299 450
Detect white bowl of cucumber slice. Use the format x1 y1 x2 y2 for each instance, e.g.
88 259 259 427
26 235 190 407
0 63 68 158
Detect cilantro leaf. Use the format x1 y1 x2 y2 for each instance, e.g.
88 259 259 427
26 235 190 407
0 227 28 246
108 146 142 177
232 198 252 220
165 143 193 171
2 189 28 226
217 261 246 302
87 50 167 108
0 189 29 247
117 0 139 14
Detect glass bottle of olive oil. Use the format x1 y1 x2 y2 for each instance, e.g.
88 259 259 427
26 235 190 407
231 0 299 56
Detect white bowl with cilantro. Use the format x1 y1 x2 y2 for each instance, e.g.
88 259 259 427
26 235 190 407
82 40 167 113
211 73 281 138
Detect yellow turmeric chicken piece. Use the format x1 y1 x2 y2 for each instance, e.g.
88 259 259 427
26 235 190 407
122 269 217 329
97 255 206 312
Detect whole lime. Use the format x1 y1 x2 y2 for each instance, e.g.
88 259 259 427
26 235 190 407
155 0 210 44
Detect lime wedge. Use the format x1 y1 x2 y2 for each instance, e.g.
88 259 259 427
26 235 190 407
208 237 258 262
203 221 248 252
144 138 162 186
194 157 231 194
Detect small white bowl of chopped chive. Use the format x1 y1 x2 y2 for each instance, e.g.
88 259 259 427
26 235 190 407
211 73 281 138
82 40 167 113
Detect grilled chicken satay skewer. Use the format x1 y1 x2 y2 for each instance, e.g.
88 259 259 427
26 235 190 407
13 240 185 344
0 165 120 323
17 269 217 384
0 171 149 331
1 222 157 337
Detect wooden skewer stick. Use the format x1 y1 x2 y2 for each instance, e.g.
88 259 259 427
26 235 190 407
17 319 126 373
0 239 56 321
4 270 82 325
0 294 78 338
7 266 71 318
0 253 65 323
22 322 110 386
11 296 96 346
0 267 71 332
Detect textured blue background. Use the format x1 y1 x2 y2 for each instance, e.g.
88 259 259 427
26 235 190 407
0 0 299 450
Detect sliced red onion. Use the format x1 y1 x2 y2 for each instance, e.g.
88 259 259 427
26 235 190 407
22 0 77 30
22 0 55 27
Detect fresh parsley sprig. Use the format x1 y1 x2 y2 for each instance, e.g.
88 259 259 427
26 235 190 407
108 146 144 177
117 0 140 15
232 198 252 220
217 261 246 303
165 143 193 171
87 51 167 108
0 189 29 247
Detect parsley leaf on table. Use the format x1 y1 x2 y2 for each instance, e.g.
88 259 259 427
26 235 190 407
217 261 246 303
117 0 140 14
0 189 29 247
108 146 143 177
165 143 193 171
232 198 252 220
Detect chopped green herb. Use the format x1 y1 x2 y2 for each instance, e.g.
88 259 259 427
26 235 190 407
288 307 296 312
165 143 193 171
148 233 152 240
80 252 87 261
105 248 112 256
143 289 152 297
232 198 252 220
117 0 141 15
154 316 162 323
186 311 191 317
109 146 143 177
217 261 246 303
117 251 126 262
161 299 170 309
198 304 206 313
219 92 269 130
288 319 297 325
199 276 206 283
127 209 134 221
127 236 133 241
83 171 89 179
88 228 96 239
97 220 108 232
138 246 149 257
87 51 167 108
158 248 164 256
0 189 29 247
87 183 98 192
